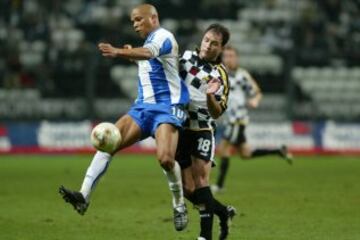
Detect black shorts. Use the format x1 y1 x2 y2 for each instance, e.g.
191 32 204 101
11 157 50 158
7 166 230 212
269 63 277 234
176 129 216 169
222 123 247 145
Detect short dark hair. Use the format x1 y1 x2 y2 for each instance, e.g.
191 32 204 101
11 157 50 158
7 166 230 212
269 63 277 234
204 23 230 46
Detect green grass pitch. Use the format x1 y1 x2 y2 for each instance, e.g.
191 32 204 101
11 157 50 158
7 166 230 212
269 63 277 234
0 154 359 240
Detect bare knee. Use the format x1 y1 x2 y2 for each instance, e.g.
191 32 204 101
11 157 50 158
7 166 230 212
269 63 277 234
195 176 209 188
237 143 252 159
239 147 252 159
183 185 195 198
157 151 175 171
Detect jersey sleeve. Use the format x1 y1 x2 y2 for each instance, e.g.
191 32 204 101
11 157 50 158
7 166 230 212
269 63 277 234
143 31 174 57
214 64 230 114
242 70 259 98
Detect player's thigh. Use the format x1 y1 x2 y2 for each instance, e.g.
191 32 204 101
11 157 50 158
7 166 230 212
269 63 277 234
224 123 246 145
176 130 192 170
219 139 234 157
226 124 249 157
192 130 216 161
155 123 179 160
238 142 252 158
114 114 142 150
189 131 215 187
218 139 226 156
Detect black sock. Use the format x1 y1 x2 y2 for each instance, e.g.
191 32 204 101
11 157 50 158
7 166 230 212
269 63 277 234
216 157 230 188
213 198 227 220
194 187 214 240
185 192 198 205
188 193 227 220
251 148 281 158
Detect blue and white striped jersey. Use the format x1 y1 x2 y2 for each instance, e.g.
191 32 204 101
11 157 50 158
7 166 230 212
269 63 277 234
136 28 189 105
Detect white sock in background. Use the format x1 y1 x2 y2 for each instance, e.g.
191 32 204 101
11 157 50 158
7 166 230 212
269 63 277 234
80 151 112 201
163 161 185 207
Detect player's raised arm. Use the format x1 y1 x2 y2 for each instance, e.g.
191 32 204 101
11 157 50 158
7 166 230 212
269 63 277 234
98 43 153 60
245 70 262 108
98 3 163 61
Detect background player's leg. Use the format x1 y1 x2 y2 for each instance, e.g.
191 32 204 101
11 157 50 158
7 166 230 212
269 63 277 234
215 139 233 190
238 142 252 159
241 143 293 164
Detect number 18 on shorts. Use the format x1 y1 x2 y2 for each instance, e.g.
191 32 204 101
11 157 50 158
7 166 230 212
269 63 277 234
176 130 215 169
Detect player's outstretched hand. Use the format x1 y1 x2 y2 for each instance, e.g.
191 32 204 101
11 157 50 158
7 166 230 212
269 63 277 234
98 43 118 58
206 78 221 94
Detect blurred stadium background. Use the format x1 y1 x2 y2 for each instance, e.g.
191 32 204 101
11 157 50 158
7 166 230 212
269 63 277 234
1 0 360 154
1 1 360 240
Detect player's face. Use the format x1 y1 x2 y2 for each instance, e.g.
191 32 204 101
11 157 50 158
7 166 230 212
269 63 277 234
222 49 238 71
199 30 223 62
131 9 153 39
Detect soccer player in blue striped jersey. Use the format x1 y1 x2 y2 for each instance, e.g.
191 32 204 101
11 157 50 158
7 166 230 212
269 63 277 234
59 4 189 231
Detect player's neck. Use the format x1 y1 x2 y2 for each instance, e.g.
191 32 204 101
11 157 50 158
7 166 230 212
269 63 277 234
147 26 161 36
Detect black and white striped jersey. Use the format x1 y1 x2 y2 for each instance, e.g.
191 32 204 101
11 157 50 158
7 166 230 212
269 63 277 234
224 68 257 125
180 50 229 130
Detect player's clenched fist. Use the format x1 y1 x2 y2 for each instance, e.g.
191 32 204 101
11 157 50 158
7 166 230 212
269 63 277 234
98 43 118 57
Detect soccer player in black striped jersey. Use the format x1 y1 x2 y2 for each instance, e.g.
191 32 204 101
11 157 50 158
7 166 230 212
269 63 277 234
212 46 293 194
176 24 235 240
